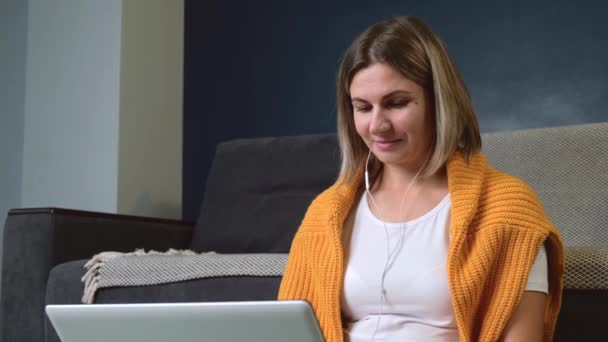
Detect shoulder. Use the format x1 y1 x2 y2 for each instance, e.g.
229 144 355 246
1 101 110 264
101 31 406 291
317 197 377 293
296 179 362 234
482 165 538 200
476 165 554 234
295 185 342 234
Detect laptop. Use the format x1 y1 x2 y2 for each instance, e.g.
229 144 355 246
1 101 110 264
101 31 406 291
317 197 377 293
46 300 324 342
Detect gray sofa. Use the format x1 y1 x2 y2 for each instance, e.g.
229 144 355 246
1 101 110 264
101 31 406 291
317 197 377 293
2 122 607 342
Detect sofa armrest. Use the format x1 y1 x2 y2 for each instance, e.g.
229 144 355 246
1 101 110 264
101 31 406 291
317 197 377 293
1 207 194 342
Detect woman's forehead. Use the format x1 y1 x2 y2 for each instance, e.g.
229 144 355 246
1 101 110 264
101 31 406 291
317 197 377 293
350 64 422 101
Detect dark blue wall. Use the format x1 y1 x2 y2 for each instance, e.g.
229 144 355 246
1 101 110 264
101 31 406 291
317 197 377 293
183 0 607 221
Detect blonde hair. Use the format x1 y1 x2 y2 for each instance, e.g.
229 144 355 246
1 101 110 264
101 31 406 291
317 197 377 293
336 16 481 183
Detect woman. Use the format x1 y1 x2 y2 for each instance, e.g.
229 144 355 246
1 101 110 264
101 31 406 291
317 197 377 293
278 16 563 342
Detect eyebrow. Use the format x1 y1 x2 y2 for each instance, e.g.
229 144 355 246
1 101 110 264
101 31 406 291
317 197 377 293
351 90 413 103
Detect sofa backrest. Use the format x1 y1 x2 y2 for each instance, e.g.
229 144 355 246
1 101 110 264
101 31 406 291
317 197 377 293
482 122 607 247
192 122 607 253
191 133 340 253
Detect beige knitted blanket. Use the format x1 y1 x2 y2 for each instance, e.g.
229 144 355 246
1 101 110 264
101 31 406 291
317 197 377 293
81 249 287 304
80 247 606 304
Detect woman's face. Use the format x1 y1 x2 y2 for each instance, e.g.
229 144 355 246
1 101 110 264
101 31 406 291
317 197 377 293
350 63 434 169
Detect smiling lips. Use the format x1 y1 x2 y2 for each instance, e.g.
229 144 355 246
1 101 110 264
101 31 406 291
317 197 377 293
374 139 402 150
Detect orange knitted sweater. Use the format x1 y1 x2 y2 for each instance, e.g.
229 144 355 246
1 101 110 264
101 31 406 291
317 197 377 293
278 151 564 342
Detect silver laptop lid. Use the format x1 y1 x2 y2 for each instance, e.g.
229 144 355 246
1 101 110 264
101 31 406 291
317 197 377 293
46 300 324 342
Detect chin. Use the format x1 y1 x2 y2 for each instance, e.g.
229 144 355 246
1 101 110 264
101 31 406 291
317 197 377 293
374 154 407 166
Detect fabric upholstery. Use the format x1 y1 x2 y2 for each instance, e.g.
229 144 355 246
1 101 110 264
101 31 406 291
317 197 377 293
191 133 340 253
564 246 608 289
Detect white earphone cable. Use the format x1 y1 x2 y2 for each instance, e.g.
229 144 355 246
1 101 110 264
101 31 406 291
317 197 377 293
364 147 428 342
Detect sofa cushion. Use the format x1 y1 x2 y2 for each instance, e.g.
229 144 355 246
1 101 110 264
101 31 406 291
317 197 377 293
191 133 340 253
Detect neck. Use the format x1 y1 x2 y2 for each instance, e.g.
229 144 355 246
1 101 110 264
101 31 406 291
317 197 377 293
376 163 447 193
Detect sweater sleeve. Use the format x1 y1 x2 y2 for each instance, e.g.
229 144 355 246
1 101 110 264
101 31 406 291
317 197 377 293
278 232 311 301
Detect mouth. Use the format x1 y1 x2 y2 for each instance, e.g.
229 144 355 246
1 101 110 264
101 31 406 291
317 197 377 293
373 139 402 150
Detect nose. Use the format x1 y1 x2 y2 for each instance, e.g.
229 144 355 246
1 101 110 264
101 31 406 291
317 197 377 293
369 108 391 134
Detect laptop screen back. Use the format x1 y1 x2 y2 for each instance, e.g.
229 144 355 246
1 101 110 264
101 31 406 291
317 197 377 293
46 301 324 342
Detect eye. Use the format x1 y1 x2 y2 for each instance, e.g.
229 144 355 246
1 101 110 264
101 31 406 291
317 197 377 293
354 105 372 113
388 99 409 108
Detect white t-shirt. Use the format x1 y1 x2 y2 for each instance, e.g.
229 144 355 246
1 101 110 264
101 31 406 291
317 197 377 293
341 193 548 342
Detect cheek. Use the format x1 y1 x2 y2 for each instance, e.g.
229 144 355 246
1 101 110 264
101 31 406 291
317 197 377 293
394 115 420 134
353 114 368 136
400 106 429 134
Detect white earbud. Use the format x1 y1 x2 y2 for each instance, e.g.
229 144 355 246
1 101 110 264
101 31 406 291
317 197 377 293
365 148 373 192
